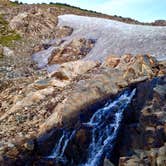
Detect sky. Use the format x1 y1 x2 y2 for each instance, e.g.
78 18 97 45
13 0 166 22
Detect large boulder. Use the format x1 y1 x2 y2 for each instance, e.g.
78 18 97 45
50 60 99 80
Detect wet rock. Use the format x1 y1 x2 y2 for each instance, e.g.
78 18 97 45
119 76 166 166
154 85 166 98
75 129 88 145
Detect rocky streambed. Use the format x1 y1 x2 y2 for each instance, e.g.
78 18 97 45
33 76 166 166
2 76 165 166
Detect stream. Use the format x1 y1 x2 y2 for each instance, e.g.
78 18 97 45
40 89 136 166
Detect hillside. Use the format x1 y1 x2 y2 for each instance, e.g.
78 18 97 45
0 1 166 166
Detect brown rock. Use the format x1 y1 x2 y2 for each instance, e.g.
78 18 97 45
103 55 120 68
55 26 73 38
122 54 132 63
51 60 99 80
9 10 58 38
40 54 164 133
48 38 95 64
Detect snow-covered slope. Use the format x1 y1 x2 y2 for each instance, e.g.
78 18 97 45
58 15 166 61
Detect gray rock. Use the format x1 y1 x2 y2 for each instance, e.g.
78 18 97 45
3 47 14 57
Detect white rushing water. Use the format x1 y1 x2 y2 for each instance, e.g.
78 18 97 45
46 89 136 166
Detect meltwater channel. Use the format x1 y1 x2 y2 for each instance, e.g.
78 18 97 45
46 89 136 166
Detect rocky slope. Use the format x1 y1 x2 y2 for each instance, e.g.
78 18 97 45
0 1 166 166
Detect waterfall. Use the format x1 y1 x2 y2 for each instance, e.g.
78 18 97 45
46 89 136 166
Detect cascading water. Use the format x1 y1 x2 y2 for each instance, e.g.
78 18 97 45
46 89 136 166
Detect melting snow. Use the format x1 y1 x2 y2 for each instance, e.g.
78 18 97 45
58 15 166 61
32 14 166 71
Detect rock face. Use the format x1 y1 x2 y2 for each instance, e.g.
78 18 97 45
40 54 165 133
119 77 166 166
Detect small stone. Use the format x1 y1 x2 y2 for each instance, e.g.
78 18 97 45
34 79 51 90
3 47 14 57
24 140 34 151
7 143 15 148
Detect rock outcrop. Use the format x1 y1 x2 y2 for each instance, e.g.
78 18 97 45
119 77 166 166
49 60 99 80
40 54 165 133
9 10 58 38
32 37 96 71
48 38 96 64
